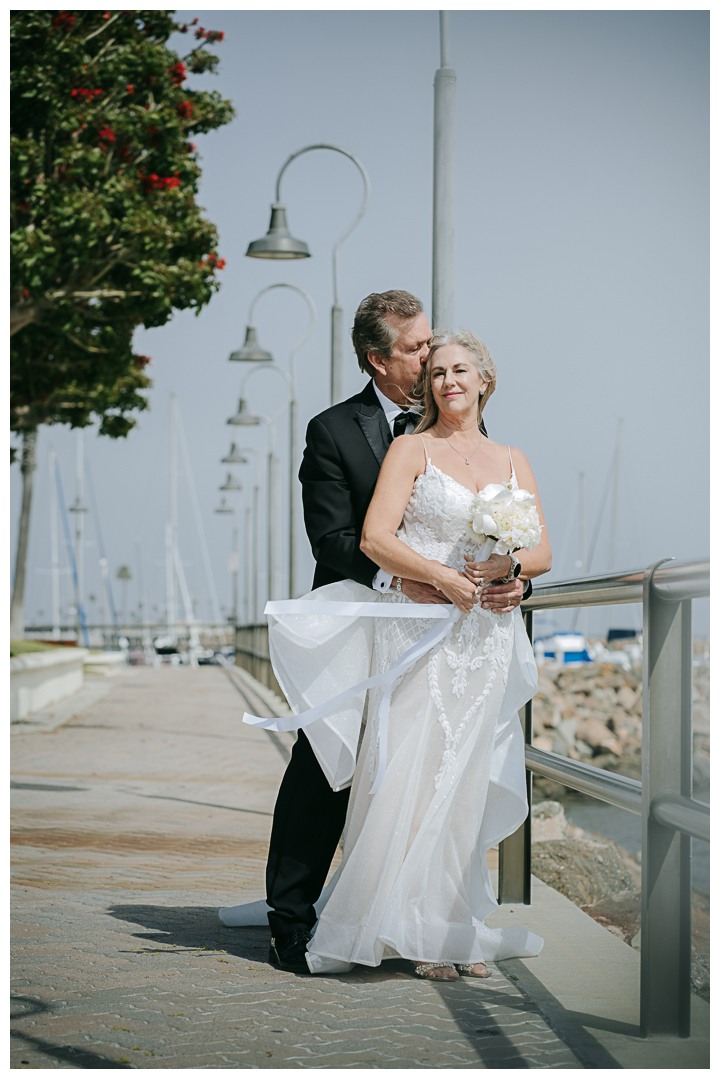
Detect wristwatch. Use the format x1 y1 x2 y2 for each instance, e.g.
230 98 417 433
498 554 521 583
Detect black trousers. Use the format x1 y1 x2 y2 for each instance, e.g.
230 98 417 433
265 730 351 939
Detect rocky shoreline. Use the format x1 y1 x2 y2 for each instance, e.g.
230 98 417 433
530 655 710 801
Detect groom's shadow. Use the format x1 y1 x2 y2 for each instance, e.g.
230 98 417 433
106 902 419 981
106 903 272 965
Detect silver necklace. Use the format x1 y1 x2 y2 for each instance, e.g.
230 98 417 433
447 436 483 466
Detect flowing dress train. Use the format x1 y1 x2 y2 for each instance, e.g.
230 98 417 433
305 446 543 969
221 445 543 969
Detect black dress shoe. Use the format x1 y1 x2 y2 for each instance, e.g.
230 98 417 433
269 928 312 973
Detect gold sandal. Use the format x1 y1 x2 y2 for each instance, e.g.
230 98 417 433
414 962 458 980
456 962 491 978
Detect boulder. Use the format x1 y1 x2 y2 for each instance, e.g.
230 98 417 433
531 800 568 841
581 889 641 946
531 835 636 907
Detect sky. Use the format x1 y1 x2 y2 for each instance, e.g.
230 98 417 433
10 8 710 639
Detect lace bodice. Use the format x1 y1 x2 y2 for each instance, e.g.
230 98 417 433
397 446 518 570
367 443 519 791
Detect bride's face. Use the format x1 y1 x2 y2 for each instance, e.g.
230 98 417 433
430 344 487 419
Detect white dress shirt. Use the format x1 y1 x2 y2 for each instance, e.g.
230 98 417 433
370 382 414 592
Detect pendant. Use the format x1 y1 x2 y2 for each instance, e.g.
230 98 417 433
465 459 469 465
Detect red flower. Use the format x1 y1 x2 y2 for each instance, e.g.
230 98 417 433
139 173 181 193
177 100 193 119
52 13 75 29
98 127 116 144
136 354 152 367
195 27 224 43
126 84 134 94
71 88 103 101
168 61 187 85
186 141 197 152
200 252 226 270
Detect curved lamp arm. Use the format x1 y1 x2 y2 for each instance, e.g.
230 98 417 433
236 445 263 486
240 364 293 428
275 144 371 306
247 283 316 388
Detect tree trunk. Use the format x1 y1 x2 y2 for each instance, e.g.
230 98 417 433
10 428 38 640
10 302 45 336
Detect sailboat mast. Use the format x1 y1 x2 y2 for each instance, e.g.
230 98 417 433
609 419 623 572
166 394 178 633
49 446 60 639
579 470 587 638
74 430 85 640
607 418 623 638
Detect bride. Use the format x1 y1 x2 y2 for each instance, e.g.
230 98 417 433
245 330 552 980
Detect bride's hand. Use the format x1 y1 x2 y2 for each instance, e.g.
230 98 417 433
462 553 512 586
432 564 481 614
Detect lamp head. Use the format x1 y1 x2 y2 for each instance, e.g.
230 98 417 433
227 398 260 426
221 442 249 465
220 473 242 492
229 324 273 363
246 203 310 260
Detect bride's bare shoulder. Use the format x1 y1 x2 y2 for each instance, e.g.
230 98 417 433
508 444 531 466
384 433 427 465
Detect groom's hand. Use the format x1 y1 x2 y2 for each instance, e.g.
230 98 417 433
401 579 449 605
480 576 525 613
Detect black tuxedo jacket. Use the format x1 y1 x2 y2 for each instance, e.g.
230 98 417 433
299 378 531 597
300 380 391 590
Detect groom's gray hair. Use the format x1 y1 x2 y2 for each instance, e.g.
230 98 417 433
352 290 424 376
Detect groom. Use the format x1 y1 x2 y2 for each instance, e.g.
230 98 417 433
266 290 527 971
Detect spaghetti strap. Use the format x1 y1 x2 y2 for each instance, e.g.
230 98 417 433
417 434 431 468
507 446 516 480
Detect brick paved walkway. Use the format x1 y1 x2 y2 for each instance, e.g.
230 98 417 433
11 666 587 1069
11 665 708 1069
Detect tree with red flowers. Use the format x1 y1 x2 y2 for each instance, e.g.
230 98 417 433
10 9 234 637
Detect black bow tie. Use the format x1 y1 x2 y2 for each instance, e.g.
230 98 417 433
392 411 414 438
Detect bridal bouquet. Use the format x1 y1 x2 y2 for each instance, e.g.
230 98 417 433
467 483 542 561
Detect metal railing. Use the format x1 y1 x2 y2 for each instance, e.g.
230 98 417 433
234 623 285 700
498 557 710 1038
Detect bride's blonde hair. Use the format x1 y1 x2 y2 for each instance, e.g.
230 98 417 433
411 329 497 434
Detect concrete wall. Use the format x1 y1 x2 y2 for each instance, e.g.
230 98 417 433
10 648 89 721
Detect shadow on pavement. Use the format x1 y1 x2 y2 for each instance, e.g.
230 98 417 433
497 960 628 1068
103 907 582 1067
11 998 133 1070
107 903 271 964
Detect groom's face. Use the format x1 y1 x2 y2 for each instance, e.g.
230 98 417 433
370 312 433 398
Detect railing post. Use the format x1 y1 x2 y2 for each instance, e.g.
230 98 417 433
641 560 693 1036
498 608 533 905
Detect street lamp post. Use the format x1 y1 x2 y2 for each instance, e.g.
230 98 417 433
246 144 370 405
228 284 315 598
230 367 292 601
226 402 282 608
215 495 240 627
221 443 264 623
433 11 456 331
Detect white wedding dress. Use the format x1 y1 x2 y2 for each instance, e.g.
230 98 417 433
220 445 543 971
